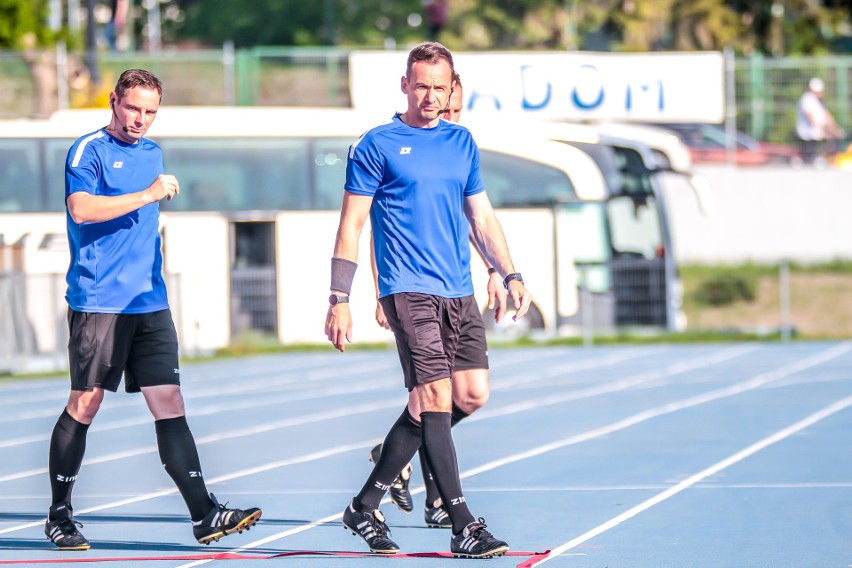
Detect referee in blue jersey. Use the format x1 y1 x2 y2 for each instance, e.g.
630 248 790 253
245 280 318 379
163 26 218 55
45 69 261 550
326 43 531 559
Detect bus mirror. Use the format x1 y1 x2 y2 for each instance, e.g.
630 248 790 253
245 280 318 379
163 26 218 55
688 173 714 216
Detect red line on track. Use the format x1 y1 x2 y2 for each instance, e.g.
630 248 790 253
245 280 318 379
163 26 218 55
0 549 550 563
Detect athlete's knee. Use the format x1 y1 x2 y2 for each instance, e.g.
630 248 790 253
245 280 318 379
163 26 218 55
67 389 104 423
455 387 488 414
452 369 489 414
417 378 453 413
143 385 186 419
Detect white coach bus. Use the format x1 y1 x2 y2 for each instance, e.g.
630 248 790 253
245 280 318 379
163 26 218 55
0 107 686 366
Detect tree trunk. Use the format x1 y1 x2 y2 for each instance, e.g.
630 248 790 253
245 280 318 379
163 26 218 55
22 48 58 119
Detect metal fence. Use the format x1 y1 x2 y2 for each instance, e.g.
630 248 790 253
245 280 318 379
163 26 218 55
736 54 852 144
0 272 67 374
0 267 282 375
2 46 851 144
2 261 818 374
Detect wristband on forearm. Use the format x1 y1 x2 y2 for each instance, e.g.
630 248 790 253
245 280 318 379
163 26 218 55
503 272 523 290
331 257 357 295
487 267 498 275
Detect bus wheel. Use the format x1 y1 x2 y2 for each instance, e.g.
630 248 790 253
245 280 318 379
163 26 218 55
482 303 544 336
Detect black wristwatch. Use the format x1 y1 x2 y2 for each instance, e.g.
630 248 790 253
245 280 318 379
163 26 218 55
329 293 349 306
503 272 523 290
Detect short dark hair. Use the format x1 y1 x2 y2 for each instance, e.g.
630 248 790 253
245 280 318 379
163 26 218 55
406 42 454 78
452 72 462 88
114 69 163 101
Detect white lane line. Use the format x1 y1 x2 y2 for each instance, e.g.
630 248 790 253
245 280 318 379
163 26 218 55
471 344 757 423
0 374 405 449
174 343 852 567
0 348 740 483
462 342 851 478
3 343 844 556
0 397 405 483
0 439 379 536
0 348 593 440
529 392 852 566
490 348 665 391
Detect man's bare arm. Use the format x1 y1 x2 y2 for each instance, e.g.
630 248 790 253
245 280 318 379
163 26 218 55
465 191 531 320
67 174 179 224
326 192 373 351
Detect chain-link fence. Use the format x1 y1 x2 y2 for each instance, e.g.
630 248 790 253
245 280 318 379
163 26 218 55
3 46 852 145
735 54 852 145
0 271 194 375
5 260 833 374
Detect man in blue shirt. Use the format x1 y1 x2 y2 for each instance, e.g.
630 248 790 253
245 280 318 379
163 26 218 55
46 69 261 550
325 42 531 559
368 75 507 530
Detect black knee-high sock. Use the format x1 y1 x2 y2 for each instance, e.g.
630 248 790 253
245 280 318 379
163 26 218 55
354 407 421 511
155 416 214 521
420 402 471 506
420 411 474 533
49 409 90 510
451 402 471 427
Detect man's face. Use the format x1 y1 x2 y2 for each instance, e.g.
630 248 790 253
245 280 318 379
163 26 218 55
443 84 463 123
401 59 453 127
109 86 161 143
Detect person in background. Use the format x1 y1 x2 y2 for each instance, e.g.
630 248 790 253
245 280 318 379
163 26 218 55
796 76 844 165
325 42 531 558
367 72 507 531
45 68 262 551
424 0 450 41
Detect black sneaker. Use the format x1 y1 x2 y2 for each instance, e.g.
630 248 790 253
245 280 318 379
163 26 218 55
342 500 400 554
368 443 414 513
192 493 262 545
45 502 91 551
450 518 509 559
424 497 451 528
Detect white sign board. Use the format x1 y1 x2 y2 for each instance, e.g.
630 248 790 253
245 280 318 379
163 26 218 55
349 50 725 123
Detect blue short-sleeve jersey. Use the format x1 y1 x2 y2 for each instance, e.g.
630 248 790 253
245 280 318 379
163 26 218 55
65 129 169 314
345 115 485 299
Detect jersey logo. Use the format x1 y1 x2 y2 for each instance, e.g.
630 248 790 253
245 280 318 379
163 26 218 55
113 161 124 168
400 147 412 155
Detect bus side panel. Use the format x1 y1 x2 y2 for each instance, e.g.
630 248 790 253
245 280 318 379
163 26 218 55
0 214 68 360
275 212 394 346
469 209 571 333
161 213 231 353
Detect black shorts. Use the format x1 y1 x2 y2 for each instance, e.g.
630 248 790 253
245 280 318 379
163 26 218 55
380 293 471 391
453 295 489 372
67 308 180 393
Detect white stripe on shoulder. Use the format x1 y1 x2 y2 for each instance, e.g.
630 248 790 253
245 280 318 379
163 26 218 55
349 117 395 158
71 131 105 168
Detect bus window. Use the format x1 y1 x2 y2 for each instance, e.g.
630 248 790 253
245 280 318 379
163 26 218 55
558 202 611 293
0 140 40 212
312 137 351 210
607 194 663 259
479 150 576 207
612 146 654 196
45 138 77 211
158 138 311 211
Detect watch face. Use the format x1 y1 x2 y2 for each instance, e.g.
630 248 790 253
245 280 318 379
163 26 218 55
329 294 339 306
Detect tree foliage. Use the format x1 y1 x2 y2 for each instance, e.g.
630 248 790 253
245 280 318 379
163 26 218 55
174 0 430 47
4 0 852 55
0 0 54 49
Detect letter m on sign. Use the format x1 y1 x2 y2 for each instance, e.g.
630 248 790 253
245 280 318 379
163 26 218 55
625 80 664 113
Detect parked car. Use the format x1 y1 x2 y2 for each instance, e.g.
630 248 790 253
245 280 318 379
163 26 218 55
650 123 802 166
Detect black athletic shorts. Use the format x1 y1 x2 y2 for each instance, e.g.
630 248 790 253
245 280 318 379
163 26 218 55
453 294 489 372
67 308 180 393
380 293 472 391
